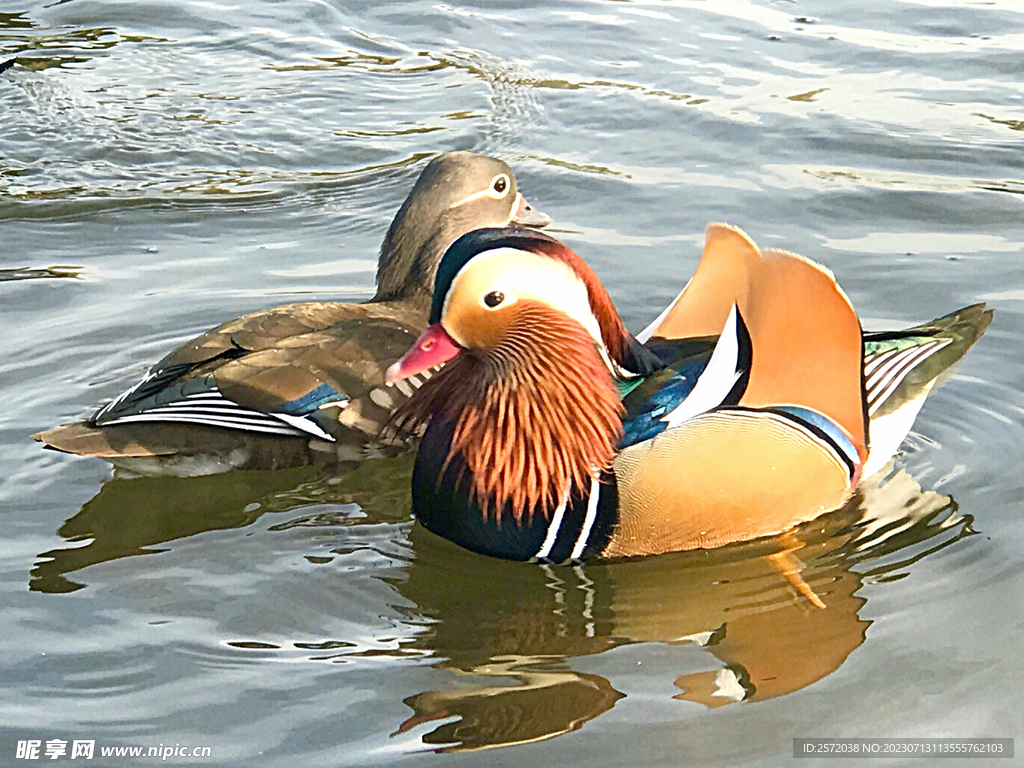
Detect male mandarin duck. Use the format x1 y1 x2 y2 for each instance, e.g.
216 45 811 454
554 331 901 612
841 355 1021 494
386 224 991 561
33 152 550 475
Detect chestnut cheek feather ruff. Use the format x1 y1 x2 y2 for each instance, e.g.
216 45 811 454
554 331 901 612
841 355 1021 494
392 303 624 525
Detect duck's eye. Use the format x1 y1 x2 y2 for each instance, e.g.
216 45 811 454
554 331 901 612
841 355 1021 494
484 290 505 308
491 174 509 196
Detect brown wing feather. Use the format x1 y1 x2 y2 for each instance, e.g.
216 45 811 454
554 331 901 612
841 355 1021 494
647 224 866 459
33 423 179 458
36 301 428 461
160 300 422 368
210 312 422 412
34 422 314 466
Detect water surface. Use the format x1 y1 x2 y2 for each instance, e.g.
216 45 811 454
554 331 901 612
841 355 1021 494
2 0 1023 765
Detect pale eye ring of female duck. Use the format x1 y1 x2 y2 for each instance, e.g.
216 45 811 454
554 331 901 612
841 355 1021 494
483 290 505 308
489 174 510 198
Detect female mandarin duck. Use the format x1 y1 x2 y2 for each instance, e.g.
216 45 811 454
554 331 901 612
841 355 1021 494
34 152 550 475
387 224 991 561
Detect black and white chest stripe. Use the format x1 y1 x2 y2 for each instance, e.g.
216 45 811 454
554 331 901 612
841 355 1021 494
531 475 617 564
413 416 617 563
660 304 752 429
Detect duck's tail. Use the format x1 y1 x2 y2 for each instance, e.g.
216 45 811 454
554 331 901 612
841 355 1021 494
32 422 309 476
34 422 154 458
862 303 992 477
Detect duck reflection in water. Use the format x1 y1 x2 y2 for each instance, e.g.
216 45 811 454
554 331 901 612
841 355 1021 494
32 459 971 752
389 464 969 751
29 457 416 594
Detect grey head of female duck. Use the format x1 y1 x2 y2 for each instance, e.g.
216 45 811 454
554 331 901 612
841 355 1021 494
374 151 551 311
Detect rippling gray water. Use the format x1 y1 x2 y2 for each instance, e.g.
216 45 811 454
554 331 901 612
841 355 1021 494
3 1 1023 765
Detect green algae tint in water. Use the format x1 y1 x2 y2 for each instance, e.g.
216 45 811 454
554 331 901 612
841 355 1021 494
2 1 1023 765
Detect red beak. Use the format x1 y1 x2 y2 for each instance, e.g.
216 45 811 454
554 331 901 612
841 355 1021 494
386 324 462 383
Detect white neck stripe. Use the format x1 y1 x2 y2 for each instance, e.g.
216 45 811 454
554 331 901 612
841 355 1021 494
571 478 602 561
534 497 568 560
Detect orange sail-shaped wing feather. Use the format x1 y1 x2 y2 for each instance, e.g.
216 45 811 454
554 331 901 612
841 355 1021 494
644 224 866 460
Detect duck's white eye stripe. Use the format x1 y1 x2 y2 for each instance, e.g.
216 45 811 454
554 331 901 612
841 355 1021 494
449 174 513 208
442 246 606 354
